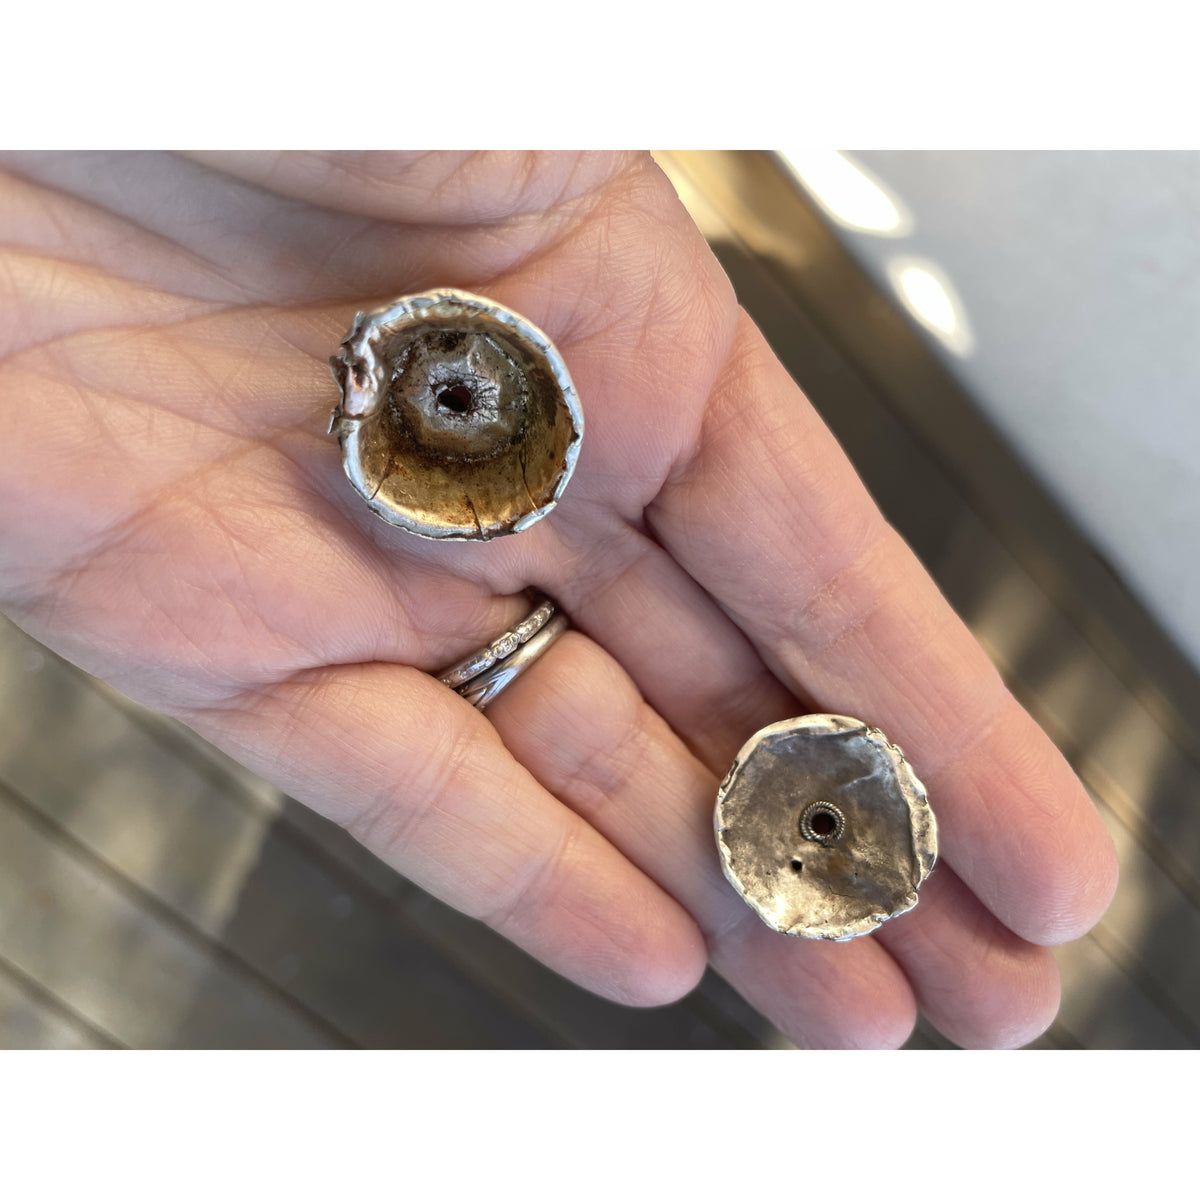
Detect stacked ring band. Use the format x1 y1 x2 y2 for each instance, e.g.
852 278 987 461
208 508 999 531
437 593 568 710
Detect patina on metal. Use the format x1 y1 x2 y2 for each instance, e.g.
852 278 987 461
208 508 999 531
715 715 937 940
329 289 583 540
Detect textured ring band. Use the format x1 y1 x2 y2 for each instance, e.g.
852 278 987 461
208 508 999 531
454 612 570 710
437 595 557 689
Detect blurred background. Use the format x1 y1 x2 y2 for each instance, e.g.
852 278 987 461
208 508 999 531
1 150 1197 1049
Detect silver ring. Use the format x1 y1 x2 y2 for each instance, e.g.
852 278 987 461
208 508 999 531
436 593 569 710
437 595 557 689
455 612 569 710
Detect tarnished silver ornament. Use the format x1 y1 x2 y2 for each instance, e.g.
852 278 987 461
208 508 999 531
715 715 937 940
328 289 583 540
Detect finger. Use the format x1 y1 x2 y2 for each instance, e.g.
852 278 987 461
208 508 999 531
0 153 581 307
875 867 1061 1049
182 660 707 1008
647 314 1119 945
550 523 802 770
517 600 1065 1048
185 151 635 227
491 630 1069 1048
542 550 1064 1047
487 629 920 1049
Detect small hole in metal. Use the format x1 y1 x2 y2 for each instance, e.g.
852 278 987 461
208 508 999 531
790 859 804 874
809 811 835 837
436 385 473 415
800 801 845 846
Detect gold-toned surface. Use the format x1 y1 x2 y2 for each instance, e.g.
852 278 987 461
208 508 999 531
3 154 1198 1049
715 715 937 940
329 290 583 540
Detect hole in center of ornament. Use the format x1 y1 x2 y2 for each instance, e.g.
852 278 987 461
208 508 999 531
800 801 845 846
810 811 835 837
436 384 474 416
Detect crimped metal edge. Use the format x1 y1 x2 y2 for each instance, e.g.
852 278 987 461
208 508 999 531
329 289 583 540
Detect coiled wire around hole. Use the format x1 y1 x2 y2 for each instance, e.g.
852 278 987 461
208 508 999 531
800 801 846 847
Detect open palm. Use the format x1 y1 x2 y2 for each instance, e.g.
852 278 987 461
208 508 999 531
0 151 1117 1048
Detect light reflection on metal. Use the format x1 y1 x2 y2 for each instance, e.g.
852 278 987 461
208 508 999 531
328 290 583 540
778 150 913 237
885 255 975 357
715 715 937 941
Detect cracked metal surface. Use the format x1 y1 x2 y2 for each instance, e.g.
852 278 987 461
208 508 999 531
329 290 583 540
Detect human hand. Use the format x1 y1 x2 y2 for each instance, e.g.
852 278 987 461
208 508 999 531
0 151 1117 1047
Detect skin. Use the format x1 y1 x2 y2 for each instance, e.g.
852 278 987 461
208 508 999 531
0 151 1118 1048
